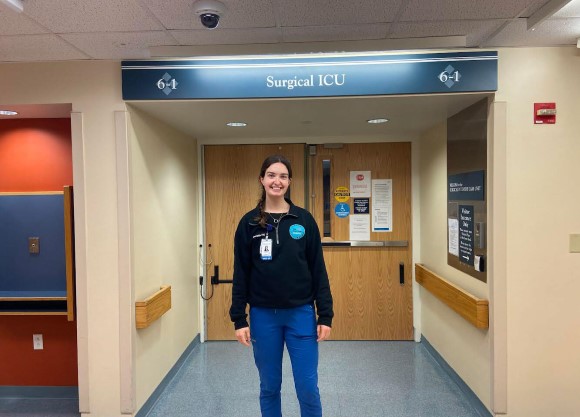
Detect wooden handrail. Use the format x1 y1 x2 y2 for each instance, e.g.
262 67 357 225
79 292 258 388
415 264 489 329
135 286 171 329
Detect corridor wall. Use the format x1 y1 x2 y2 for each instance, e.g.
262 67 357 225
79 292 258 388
127 107 200 413
418 46 580 417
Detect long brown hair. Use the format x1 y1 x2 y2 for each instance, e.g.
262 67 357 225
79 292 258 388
255 155 293 228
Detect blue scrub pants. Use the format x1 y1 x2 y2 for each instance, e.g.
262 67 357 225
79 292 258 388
250 304 322 417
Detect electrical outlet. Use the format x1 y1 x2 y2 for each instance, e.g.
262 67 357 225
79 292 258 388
33 334 43 350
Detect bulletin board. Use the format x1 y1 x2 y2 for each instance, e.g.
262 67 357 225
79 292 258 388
447 99 488 282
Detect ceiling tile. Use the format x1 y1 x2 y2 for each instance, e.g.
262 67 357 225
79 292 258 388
23 0 163 33
0 35 88 62
483 17 580 46
170 28 281 45
400 0 543 21
273 0 403 27
0 12 48 35
141 0 277 29
390 19 506 47
61 31 176 59
282 24 388 43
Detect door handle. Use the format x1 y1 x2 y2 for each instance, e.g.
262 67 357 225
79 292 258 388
210 265 233 285
399 262 405 285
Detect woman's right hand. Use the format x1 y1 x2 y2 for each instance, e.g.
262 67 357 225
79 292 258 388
235 327 251 347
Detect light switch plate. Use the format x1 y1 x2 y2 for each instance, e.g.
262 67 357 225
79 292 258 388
570 234 580 253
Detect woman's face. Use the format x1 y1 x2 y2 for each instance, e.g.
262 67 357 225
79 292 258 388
260 162 290 200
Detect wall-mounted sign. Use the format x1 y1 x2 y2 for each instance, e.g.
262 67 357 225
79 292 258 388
448 170 485 201
122 51 498 100
459 205 474 266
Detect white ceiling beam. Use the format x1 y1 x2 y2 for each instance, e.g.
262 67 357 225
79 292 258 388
527 0 573 30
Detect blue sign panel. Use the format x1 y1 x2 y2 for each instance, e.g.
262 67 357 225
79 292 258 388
335 203 350 218
122 51 497 100
459 205 474 266
448 170 485 201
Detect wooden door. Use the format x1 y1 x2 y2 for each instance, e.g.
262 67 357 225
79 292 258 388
310 143 413 340
204 142 412 341
204 144 305 340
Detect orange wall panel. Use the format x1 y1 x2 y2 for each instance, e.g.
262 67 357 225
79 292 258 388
0 118 73 192
0 316 78 386
0 117 77 386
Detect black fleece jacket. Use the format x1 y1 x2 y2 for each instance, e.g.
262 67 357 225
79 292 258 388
229 199 333 330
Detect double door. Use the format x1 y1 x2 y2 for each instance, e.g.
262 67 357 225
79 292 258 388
204 142 412 340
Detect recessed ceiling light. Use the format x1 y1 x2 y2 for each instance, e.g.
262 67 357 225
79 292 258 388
367 118 389 124
226 122 247 127
0 110 18 116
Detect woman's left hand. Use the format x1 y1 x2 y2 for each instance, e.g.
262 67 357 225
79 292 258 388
317 325 331 342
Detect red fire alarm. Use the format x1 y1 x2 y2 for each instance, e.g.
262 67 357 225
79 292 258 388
534 102 556 124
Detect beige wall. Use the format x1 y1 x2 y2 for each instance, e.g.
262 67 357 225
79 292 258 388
127 107 200 413
417 46 580 417
495 47 580 417
418 121 491 409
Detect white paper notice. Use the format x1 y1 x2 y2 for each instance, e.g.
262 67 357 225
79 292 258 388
448 218 459 256
350 171 371 197
349 215 370 240
372 179 392 232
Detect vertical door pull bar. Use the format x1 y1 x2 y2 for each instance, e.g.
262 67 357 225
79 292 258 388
399 262 405 285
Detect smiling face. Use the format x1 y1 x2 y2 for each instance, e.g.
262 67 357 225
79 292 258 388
260 162 291 201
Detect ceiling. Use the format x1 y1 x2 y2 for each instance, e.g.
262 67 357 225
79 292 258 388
0 0 578 140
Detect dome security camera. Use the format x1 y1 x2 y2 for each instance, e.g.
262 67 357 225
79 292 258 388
194 0 226 29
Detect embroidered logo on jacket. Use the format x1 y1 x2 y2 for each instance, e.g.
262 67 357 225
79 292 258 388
289 224 306 239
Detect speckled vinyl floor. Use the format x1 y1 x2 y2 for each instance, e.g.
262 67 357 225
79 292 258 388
0 341 487 417
145 341 485 417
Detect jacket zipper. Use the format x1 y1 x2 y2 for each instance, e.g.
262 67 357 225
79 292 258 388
274 213 287 244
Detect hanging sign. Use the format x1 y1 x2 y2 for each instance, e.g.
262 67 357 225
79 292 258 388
122 51 498 100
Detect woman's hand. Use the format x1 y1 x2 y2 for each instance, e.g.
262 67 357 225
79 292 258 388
317 325 331 342
235 327 251 346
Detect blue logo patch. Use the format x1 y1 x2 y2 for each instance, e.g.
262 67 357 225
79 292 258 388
289 224 305 240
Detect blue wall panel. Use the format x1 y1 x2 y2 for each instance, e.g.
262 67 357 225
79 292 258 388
0 195 66 294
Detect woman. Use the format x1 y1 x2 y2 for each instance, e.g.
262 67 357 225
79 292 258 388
230 154 333 417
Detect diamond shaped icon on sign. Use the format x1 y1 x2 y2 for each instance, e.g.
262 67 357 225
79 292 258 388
445 65 455 74
163 86 172 95
162 73 171 82
445 79 455 88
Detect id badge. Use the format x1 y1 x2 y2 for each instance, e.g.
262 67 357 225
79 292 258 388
260 238 273 261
